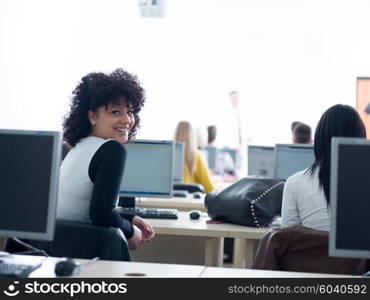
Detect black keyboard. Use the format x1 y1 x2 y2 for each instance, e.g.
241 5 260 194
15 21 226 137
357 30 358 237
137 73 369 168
0 262 40 278
116 207 178 219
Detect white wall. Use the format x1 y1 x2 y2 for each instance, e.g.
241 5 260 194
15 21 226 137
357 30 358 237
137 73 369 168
1 0 370 144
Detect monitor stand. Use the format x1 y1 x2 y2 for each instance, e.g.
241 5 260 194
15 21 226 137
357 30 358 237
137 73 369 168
0 251 9 257
118 196 136 208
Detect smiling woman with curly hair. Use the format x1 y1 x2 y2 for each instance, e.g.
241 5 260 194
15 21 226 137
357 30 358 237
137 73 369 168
58 68 155 251
63 68 145 147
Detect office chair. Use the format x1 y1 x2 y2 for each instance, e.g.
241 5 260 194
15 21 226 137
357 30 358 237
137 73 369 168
173 183 205 194
252 225 369 275
6 219 131 262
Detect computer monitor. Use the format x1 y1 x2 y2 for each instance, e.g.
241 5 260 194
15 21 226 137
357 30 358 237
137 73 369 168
221 147 241 170
174 141 184 183
273 144 314 180
203 146 218 171
119 139 174 198
329 137 370 259
247 145 274 178
0 129 61 241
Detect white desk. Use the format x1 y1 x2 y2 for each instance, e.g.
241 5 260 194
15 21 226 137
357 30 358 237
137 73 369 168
132 212 226 267
131 212 266 268
5 255 351 278
136 193 266 267
201 266 353 278
136 178 234 212
73 260 206 278
136 196 206 212
3 255 206 278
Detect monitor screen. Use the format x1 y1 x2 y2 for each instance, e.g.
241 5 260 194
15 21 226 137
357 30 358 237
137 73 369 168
119 140 174 198
221 148 241 170
0 129 61 241
248 145 274 178
329 137 370 259
174 141 184 182
273 144 314 180
203 146 218 171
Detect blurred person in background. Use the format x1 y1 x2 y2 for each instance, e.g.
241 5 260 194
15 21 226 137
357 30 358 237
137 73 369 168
292 122 312 144
174 121 216 193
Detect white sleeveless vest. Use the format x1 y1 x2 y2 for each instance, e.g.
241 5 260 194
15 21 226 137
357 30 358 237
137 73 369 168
57 136 112 223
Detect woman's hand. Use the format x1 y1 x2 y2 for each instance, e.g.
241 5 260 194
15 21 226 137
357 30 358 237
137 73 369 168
127 225 143 250
133 216 155 242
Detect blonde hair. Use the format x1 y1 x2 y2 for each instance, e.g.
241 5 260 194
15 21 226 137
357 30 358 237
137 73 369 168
174 121 197 175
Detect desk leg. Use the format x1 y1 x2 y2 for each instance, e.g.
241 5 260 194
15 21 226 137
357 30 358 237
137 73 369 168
233 239 259 268
244 239 255 268
233 238 246 268
204 237 223 267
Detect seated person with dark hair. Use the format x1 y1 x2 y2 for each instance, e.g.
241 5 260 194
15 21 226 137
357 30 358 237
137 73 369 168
291 121 301 132
283 105 366 231
206 124 235 177
207 125 217 146
292 122 312 144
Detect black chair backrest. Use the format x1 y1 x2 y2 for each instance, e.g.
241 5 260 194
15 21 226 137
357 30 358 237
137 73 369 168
6 219 131 262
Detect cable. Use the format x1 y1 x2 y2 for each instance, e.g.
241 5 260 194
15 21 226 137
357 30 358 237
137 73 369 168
0 251 11 258
80 257 100 267
11 237 49 257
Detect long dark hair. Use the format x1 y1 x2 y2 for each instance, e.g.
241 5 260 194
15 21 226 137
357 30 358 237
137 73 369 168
307 104 366 204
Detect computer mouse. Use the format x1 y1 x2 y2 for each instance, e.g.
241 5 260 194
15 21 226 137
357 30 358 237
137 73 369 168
55 258 80 277
193 192 203 199
189 210 201 220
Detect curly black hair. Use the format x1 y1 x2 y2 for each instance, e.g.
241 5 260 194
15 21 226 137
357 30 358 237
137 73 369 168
63 68 145 147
